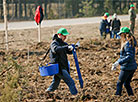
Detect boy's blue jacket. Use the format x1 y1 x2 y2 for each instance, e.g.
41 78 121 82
117 40 137 70
49 34 72 73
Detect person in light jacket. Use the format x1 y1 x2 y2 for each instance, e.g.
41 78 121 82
112 27 137 96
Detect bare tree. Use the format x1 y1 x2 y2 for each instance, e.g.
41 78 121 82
3 0 8 50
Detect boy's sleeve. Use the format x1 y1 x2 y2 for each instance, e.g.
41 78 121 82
51 42 68 54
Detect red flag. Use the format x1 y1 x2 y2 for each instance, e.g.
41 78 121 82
34 6 44 25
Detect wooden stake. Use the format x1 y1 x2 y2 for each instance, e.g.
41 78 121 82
38 24 41 42
28 46 29 62
3 0 8 51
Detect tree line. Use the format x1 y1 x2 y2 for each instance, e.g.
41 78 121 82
0 0 138 22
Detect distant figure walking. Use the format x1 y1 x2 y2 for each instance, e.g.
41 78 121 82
99 12 111 39
111 13 121 39
128 4 136 34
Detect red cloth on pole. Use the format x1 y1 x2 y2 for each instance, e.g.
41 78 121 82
34 6 44 25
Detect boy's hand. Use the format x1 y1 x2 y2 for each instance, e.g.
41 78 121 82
68 45 73 51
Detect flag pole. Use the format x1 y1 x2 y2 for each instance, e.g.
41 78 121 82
38 23 41 42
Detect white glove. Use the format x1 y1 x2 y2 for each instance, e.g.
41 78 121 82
114 61 119 67
111 65 116 71
110 27 112 31
75 41 80 47
68 45 73 51
111 61 119 71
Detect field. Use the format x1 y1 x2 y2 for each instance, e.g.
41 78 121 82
0 20 138 102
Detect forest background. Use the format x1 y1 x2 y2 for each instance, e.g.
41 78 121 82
0 0 138 22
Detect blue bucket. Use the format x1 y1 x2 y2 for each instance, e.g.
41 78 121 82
106 28 110 33
39 63 59 76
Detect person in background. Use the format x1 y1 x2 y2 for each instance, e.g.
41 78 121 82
128 4 136 34
112 27 137 96
46 28 78 95
111 13 121 39
99 12 111 39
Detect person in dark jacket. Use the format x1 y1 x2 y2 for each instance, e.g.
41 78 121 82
46 28 78 95
112 27 137 96
111 13 121 39
99 12 112 39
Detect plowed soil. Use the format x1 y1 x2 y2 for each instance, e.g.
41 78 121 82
0 20 138 102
